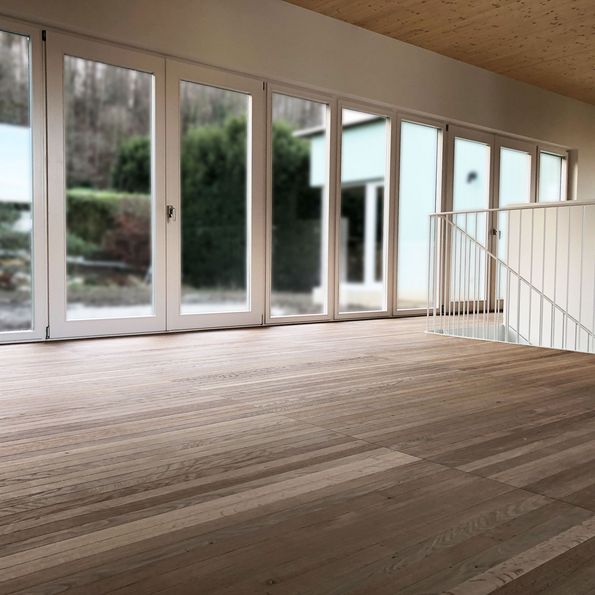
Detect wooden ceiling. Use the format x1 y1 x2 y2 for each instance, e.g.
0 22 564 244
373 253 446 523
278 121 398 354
283 0 595 105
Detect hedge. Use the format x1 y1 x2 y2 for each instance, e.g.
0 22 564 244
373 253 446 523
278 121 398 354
64 116 323 292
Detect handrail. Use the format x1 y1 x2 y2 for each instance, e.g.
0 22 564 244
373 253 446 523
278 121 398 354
434 199 595 217
442 217 594 341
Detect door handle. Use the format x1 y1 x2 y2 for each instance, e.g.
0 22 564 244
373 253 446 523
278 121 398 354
167 205 176 222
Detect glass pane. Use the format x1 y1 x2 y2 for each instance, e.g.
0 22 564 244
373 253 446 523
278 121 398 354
452 137 491 302
180 81 249 314
0 31 32 333
497 146 532 296
538 152 563 202
339 108 389 313
64 56 153 320
397 121 439 310
271 93 328 317
499 147 532 207
453 137 491 214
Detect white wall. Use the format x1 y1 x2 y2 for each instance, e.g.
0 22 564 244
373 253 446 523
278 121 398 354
2 0 595 198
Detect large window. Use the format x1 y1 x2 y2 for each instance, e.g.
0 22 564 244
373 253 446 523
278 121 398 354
1 24 578 343
538 150 566 202
0 29 33 334
397 120 441 310
179 81 250 315
270 93 329 317
64 56 154 321
338 108 389 314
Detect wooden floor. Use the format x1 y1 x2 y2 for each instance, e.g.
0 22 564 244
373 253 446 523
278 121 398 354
1 319 595 594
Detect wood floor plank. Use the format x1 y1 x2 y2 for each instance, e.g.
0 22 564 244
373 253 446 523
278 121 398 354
0 318 594 594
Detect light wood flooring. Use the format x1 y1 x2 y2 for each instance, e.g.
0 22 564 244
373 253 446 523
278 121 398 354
1 318 595 594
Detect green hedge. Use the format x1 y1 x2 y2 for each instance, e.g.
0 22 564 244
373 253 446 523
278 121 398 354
66 117 323 292
66 189 150 268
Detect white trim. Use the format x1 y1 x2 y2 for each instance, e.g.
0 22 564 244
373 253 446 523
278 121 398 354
165 59 265 331
0 18 47 343
46 32 167 339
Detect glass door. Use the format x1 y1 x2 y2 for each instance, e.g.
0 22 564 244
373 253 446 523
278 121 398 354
0 19 46 342
47 33 166 338
165 60 265 330
494 137 536 296
447 126 493 312
336 104 392 318
267 89 333 323
396 118 443 313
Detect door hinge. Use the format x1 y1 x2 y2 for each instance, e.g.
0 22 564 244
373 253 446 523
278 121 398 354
45 325 50 339
166 204 176 222
42 30 46 42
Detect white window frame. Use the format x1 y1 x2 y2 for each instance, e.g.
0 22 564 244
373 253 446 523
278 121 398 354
494 136 537 207
0 17 47 343
537 144 569 203
46 32 166 339
265 83 336 325
165 59 266 331
334 99 396 320
394 114 445 316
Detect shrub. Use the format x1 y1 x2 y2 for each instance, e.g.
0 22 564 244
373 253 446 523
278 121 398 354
66 117 323 292
66 189 150 268
181 116 320 291
111 136 151 193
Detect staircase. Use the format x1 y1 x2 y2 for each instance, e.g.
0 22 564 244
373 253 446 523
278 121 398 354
427 202 595 354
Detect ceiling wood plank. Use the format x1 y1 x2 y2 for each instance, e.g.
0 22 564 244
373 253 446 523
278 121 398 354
283 0 595 105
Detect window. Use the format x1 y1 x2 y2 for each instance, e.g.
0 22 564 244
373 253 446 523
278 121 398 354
0 28 38 335
496 141 535 298
270 93 329 317
498 146 533 207
338 108 389 313
538 151 566 202
397 121 441 310
179 81 250 315
452 137 491 214
63 56 154 321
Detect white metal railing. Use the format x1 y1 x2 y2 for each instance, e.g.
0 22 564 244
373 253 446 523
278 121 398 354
427 201 595 354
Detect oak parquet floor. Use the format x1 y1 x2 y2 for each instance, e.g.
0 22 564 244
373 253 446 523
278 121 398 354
0 318 594 594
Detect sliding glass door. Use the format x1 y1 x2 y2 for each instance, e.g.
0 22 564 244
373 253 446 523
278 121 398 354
165 61 265 330
47 33 166 338
337 105 392 317
0 19 46 342
396 119 442 312
268 90 332 322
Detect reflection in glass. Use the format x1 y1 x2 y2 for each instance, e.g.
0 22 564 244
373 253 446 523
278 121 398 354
180 81 249 314
538 152 564 202
64 56 153 320
0 31 32 332
397 121 440 310
271 94 328 317
339 109 388 313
